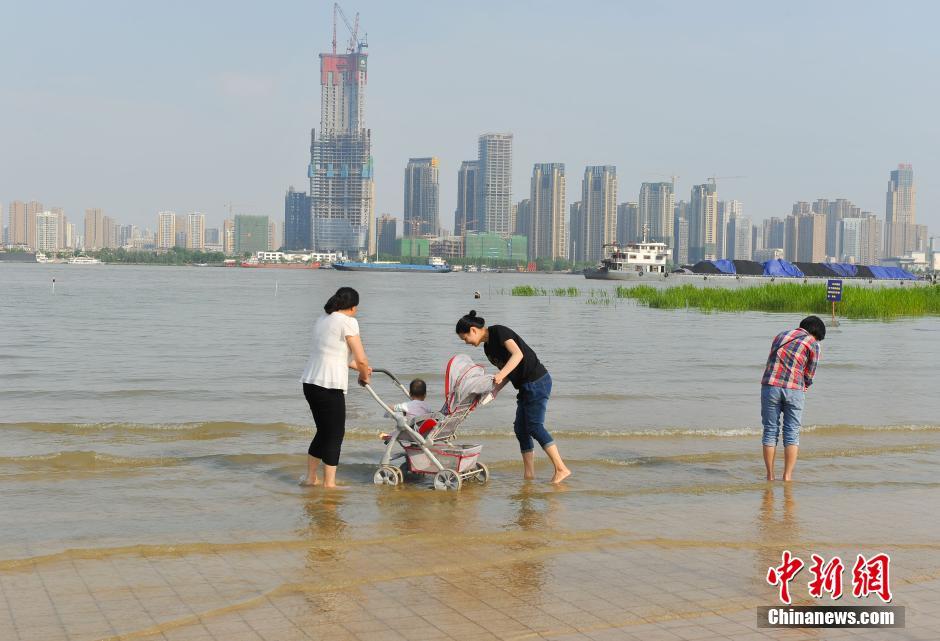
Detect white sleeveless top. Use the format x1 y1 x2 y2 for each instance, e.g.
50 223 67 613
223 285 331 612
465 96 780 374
300 312 360 392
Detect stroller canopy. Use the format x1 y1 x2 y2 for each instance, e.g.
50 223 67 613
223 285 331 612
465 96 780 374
444 354 494 414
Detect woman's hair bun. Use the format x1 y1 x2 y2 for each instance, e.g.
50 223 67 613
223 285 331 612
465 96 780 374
468 310 477 317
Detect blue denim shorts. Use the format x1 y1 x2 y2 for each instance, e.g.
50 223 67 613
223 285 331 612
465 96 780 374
761 384 805 447
513 373 555 453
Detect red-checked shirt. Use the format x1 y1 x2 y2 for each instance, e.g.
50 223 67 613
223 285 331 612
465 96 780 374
761 328 820 390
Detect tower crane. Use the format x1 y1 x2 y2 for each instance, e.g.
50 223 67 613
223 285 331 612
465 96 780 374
333 3 367 54
706 175 746 188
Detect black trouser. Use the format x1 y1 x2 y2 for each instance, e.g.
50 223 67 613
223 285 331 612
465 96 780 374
303 383 346 466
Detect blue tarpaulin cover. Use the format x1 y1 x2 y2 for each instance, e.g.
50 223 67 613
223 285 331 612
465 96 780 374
711 259 736 274
762 259 804 277
869 266 917 280
825 263 858 278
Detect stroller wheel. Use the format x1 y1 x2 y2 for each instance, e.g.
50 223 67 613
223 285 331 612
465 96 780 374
373 465 400 486
433 469 462 491
472 463 489 484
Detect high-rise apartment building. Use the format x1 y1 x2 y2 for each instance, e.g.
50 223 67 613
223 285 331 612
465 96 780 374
308 29 374 255
638 182 674 245
235 215 270 255
35 212 59 252
726 215 752 260
174 214 187 248
205 228 221 246
674 217 690 266
885 163 916 257
284 187 312 251
792 201 812 215
569 201 583 261
763 217 785 250
84 208 106 250
103 216 120 249
455 161 480 236
157 211 176 251
717 200 742 259
223 219 235 255
49 208 66 249
673 201 690 265
8 201 27 246
579 166 617 263
529 163 567 260
786 213 826 262
689 183 719 262
119 224 134 248
376 214 397 256
751 225 763 255
268 221 278 250
403 157 440 237
477 133 513 236
617 202 639 246
841 213 882 265
25 201 43 249
514 199 531 240
187 213 206 250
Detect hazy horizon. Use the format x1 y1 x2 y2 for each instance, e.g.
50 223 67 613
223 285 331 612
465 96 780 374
2 0 938 235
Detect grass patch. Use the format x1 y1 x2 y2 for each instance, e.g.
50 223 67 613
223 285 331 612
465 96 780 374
615 283 940 319
511 285 581 297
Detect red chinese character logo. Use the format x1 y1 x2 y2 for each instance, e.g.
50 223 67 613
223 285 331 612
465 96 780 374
767 550 804 604
852 553 892 603
807 554 844 599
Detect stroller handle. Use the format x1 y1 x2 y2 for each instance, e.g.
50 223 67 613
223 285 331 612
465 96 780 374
369 368 411 398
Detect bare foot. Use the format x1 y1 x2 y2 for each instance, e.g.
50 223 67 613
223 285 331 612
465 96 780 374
523 473 536 481
298 475 320 487
550 468 571 484
766 475 775 481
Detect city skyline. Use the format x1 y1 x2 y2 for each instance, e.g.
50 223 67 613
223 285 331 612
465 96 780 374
2 1 939 235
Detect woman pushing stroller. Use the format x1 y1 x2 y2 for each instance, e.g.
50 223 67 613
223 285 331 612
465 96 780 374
456 311 571 484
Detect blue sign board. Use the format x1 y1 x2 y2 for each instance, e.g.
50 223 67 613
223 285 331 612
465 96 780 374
826 279 843 302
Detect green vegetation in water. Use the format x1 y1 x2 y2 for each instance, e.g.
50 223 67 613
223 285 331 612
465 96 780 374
511 285 581 297
615 283 940 319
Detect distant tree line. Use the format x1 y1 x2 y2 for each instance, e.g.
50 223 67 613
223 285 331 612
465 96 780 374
78 247 227 265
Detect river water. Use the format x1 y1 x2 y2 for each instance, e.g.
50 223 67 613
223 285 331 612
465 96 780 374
1 264 938 640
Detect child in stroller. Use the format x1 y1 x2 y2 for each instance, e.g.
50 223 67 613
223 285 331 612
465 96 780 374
379 378 434 442
363 354 499 491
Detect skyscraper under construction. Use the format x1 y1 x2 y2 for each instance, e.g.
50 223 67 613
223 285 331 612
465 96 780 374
308 5 375 255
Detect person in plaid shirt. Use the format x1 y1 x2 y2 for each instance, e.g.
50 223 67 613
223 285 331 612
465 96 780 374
761 316 826 481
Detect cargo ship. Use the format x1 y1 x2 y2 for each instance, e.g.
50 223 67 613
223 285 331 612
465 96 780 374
333 256 452 273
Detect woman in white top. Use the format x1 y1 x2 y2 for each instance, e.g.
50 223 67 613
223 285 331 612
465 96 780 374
299 287 371 488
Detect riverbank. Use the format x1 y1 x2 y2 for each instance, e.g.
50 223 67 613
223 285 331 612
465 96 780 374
615 282 940 319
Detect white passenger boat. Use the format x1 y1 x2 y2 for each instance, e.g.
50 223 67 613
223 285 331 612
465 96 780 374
584 236 671 281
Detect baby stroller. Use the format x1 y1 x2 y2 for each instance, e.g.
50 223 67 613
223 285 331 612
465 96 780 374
363 354 493 491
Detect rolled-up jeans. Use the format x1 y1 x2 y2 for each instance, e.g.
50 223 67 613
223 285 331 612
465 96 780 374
513 373 555 453
761 384 804 447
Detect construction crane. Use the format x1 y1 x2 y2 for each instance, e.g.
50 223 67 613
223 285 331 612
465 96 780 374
706 175 746 188
333 3 367 54
223 202 244 218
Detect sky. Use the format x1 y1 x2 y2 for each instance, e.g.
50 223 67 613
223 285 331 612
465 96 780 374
2 0 939 235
